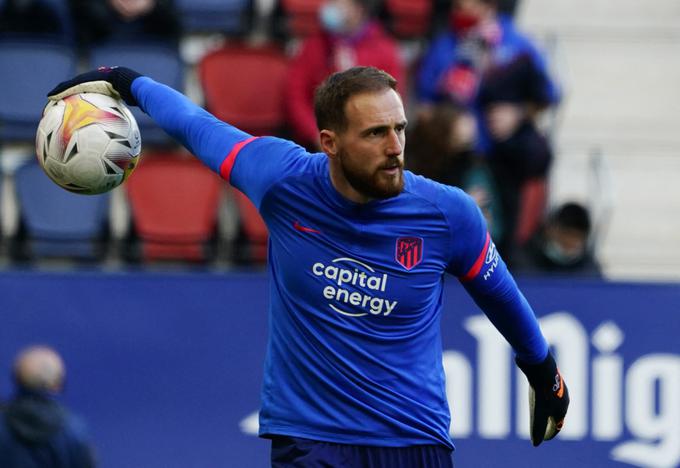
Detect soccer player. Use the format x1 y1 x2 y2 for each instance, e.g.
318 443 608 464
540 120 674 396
48 66 569 467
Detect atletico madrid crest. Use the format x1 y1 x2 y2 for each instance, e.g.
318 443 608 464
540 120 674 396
395 237 423 270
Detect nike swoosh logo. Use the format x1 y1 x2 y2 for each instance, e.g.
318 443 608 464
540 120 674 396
293 220 321 234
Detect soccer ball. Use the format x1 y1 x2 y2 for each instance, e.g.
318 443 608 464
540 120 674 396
35 92 141 195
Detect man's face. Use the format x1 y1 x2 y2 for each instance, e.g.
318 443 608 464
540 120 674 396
320 0 367 34
544 225 588 265
326 89 407 203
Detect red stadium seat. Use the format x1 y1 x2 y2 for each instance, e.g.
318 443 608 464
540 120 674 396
125 153 223 262
514 177 548 247
385 0 432 38
232 189 268 263
198 43 289 136
280 0 324 37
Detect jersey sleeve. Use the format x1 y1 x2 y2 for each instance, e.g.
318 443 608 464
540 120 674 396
131 76 310 208
443 188 548 364
227 136 312 208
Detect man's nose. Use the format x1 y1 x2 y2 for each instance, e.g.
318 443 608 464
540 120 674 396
385 129 403 156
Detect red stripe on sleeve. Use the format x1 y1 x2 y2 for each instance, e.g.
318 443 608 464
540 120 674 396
219 136 259 182
460 232 491 282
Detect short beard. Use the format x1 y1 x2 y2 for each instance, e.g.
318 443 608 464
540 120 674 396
338 147 404 200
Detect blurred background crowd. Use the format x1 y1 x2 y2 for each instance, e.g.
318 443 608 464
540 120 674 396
0 0 677 280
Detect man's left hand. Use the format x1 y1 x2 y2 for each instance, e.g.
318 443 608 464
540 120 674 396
516 352 569 447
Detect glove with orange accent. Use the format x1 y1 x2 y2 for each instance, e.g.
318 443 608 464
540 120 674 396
516 352 569 447
47 66 142 106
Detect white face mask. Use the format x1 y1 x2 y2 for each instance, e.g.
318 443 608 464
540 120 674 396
543 239 585 266
319 3 348 34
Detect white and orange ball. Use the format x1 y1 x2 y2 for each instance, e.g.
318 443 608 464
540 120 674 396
36 93 141 195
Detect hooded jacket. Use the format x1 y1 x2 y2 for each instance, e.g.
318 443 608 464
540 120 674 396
0 390 95 468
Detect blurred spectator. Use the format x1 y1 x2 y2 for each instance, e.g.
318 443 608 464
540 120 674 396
416 0 559 257
407 102 503 240
417 0 558 120
0 0 73 40
498 0 520 16
70 0 180 48
285 0 404 150
513 202 601 276
0 345 96 468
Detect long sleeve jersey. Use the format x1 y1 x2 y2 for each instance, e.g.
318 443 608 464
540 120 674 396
131 76 548 448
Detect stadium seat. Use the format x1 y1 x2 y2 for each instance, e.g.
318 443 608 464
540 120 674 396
0 0 75 43
89 43 185 146
13 161 110 260
198 43 289 136
175 0 252 34
231 188 268 264
0 39 76 142
385 0 432 39
40 0 75 42
515 177 549 247
125 153 222 262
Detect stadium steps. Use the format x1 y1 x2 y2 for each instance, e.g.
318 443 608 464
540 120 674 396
518 0 680 281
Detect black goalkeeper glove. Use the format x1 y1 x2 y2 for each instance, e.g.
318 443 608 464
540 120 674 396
47 66 142 106
516 352 569 447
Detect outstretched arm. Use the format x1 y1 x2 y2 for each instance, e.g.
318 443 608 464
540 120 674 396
47 66 313 208
445 188 569 447
132 76 253 173
47 67 254 177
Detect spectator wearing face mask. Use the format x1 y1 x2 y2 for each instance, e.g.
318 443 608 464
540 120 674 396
285 0 404 150
416 0 560 260
513 202 601 276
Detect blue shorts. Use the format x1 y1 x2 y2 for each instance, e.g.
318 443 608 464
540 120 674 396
270 436 453 467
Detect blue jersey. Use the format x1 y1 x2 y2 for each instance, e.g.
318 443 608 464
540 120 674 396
132 77 549 448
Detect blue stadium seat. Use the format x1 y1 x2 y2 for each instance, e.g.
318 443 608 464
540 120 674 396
13 161 110 260
175 0 252 35
40 0 75 42
0 0 74 43
89 43 185 147
0 39 76 142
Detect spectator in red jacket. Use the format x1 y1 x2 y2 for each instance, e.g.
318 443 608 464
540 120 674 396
285 0 405 150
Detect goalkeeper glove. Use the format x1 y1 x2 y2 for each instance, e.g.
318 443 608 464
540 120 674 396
516 352 569 447
47 66 142 106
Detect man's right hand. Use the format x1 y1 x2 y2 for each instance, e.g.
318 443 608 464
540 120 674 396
47 66 142 106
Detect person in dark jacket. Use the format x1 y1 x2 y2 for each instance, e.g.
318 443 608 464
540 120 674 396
513 202 601 277
0 345 96 468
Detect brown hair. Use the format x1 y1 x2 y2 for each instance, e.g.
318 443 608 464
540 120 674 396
314 66 397 133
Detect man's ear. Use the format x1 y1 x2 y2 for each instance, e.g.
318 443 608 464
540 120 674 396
319 129 338 158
